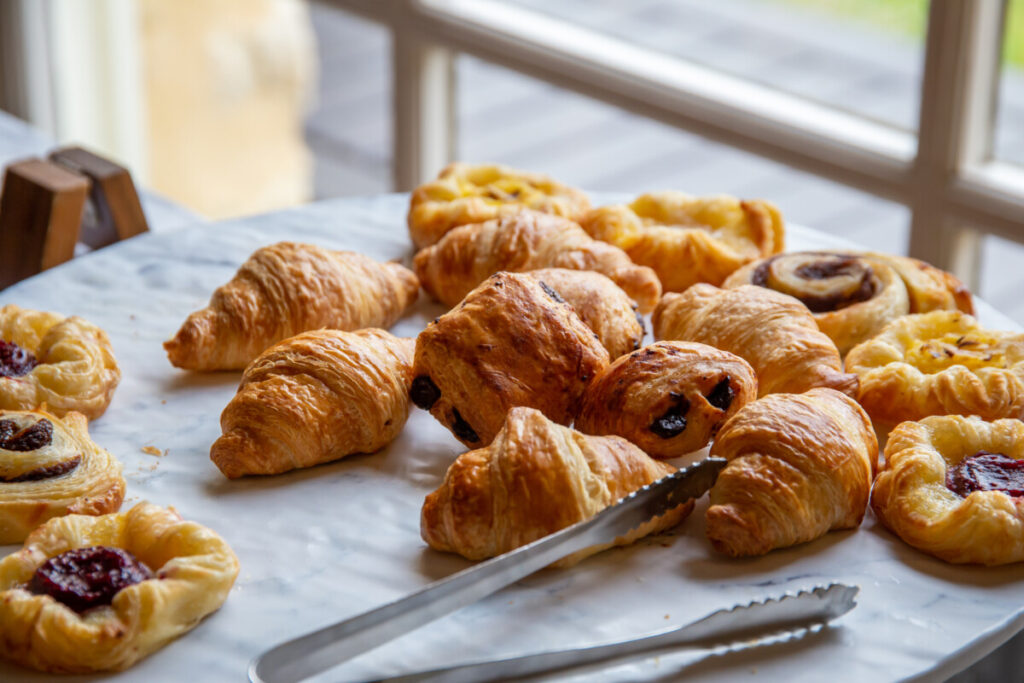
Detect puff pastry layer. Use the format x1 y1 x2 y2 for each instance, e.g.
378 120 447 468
0 502 239 673
211 328 415 478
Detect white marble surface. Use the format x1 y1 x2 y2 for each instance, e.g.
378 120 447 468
1 194 1022 683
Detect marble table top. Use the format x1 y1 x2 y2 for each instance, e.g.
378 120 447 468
1 194 1022 683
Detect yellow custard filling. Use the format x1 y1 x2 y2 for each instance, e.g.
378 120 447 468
457 177 545 204
905 332 1007 374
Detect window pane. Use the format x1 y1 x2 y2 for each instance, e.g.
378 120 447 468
995 0 1024 167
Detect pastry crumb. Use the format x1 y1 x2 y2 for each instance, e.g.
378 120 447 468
161 399 167 405
664 614 670 619
141 446 164 456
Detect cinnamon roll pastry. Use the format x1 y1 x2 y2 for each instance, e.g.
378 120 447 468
871 415 1024 565
653 284 857 397
845 311 1024 425
413 210 662 313
724 251 974 355
211 329 414 478
0 502 239 673
0 409 124 544
411 272 609 447
0 305 120 420
576 342 757 459
706 388 877 557
580 192 784 292
164 242 419 371
407 162 590 249
421 407 691 567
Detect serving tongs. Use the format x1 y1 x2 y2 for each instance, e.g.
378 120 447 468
250 457 728 683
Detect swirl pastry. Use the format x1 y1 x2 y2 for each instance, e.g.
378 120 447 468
653 284 857 397
211 328 414 478
413 209 662 313
407 162 591 249
845 311 1024 425
871 415 1024 565
0 305 120 419
164 242 419 371
580 192 784 292
724 251 974 355
576 342 757 459
0 502 239 673
0 409 125 544
411 272 609 447
706 388 877 557
421 406 691 567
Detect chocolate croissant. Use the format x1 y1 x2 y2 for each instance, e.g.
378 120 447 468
210 329 414 478
653 284 857 397
706 388 877 557
412 210 662 313
421 407 691 567
164 242 419 371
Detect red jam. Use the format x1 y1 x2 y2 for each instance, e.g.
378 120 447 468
945 451 1024 498
28 546 154 612
0 340 38 378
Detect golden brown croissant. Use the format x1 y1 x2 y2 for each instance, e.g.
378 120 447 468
211 328 414 478
164 242 419 371
580 192 784 292
411 272 609 447
421 407 690 567
653 284 857 397
0 304 120 419
706 388 877 557
412 209 662 313
576 342 757 459
0 502 239 673
407 162 591 249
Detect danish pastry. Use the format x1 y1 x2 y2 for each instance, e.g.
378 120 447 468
0 304 120 420
411 272 609 447
413 209 662 313
845 311 1024 425
576 342 757 459
653 284 857 397
421 406 691 567
407 162 591 249
0 409 124 543
871 415 1024 565
211 328 415 478
724 251 974 355
164 242 419 371
0 502 239 673
706 388 877 557
580 192 784 292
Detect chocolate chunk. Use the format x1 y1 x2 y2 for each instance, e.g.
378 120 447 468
410 376 441 410
0 418 53 451
705 378 735 412
649 396 691 439
451 408 480 443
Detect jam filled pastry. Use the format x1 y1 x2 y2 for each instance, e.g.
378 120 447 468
580 191 784 292
845 311 1024 425
0 409 125 543
576 342 757 459
421 407 691 567
164 242 419 371
211 329 414 478
407 162 591 249
724 251 974 355
706 388 877 558
413 209 662 313
0 304 120 420
871 415 1024 565
653 284 857 397
0 502 239 673
411 272 609 448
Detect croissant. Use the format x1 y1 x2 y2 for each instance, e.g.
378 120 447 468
580 192 784 292
724 251 974 355
706 388 877 557
653 284 857 397
164 242 419 371
412 209 662 313
411 272 609 447
0 304 120 419
407 162 591 249
421 406 691 567
211 329 414 478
